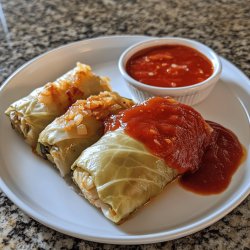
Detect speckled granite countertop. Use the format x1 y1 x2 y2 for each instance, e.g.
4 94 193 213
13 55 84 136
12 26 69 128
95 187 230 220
0 0 249 249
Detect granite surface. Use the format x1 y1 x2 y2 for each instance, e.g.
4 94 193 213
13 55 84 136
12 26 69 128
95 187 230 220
0 0 249 249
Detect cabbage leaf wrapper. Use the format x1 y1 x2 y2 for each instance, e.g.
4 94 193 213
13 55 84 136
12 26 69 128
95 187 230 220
5 63 111 146
37 92 134 176
72 128 178 224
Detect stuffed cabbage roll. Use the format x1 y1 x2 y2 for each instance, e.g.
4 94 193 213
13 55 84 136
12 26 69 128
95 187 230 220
72 96 213 224
5 63 111 146
72 128 178 223
37 91 134 176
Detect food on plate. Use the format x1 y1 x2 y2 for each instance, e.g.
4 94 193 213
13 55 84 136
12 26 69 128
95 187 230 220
4 53 244 224
72 96 213 223
37 91 134 176
5 63 111 146
126 45 213 88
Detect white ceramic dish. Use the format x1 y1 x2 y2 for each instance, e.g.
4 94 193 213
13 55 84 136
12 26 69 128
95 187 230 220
0 36 249 244
118 37 222 105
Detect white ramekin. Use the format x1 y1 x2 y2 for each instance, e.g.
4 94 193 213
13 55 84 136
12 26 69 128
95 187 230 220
118 37 222 105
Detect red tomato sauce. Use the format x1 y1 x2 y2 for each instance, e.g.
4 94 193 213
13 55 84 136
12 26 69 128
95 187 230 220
179 121 244 195
105 96 212 174
105 97 245 195
126 45 213 88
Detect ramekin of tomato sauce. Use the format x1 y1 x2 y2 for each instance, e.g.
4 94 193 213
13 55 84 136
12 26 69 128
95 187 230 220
119 37 222 105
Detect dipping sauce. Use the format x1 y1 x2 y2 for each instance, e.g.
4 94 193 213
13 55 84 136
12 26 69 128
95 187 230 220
126 45 213 88
179 121 244 195
105 96 212 174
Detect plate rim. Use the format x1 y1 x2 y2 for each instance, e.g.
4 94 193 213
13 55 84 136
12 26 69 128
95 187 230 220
0 35 249 244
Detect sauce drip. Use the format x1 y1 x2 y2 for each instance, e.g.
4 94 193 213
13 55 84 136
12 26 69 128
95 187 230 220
179 121 244 194
126 45 213 88
105 97 212 174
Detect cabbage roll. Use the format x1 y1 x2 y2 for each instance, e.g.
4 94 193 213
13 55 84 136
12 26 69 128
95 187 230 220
72 97 213 224
72 128 178 223
5 63 111 146
37 91 134 176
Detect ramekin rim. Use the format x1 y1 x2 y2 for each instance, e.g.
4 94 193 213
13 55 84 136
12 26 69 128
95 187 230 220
118 37 222 91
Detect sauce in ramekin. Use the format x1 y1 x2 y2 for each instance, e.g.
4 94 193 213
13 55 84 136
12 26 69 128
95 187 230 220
126 45 213 88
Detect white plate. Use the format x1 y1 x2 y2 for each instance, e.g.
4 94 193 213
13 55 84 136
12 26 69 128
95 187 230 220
0 36 249 244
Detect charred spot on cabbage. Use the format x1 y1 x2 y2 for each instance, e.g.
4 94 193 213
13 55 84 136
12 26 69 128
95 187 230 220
37 143 50 159
9 111 31 137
